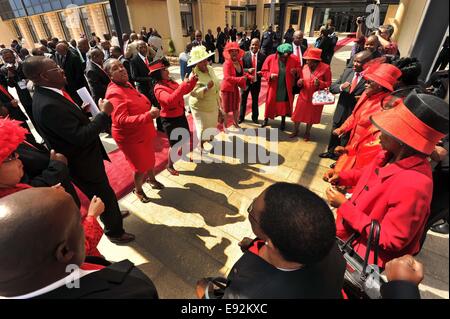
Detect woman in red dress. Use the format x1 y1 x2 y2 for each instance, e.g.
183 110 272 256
104 59 163 203
221 42 247 128
291 48 332 141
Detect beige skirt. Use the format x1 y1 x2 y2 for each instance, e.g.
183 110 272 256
191 108 219 143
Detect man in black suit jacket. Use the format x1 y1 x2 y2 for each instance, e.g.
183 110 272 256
0 188 157 299
239 39 266 124
53 42 87 105
216 27 227 64
205 29 216 63
85 49 111 104
319 50 372 160
22 56 135 244
130 41 162 131
0 48 34 124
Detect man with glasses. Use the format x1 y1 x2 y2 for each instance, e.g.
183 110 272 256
22 56 135 244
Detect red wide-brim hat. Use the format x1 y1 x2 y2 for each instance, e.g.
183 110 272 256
371 100 446 155
148 60 166 74
303 48 322 61
0 118 28 164
223 42 245 61
363 63 402 92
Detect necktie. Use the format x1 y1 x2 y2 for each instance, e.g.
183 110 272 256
252 54 257 82
0 84 14 100
350 73 360 93
144 57 149 68
62 90 76 106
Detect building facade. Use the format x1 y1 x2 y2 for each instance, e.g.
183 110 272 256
0 0 447 79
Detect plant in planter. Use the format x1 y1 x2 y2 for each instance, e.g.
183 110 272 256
167 39 176 57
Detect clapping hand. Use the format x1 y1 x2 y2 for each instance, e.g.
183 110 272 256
314 78 320 87
385 255 424 285
50 149 68 165
323 169 339 185
98 98 113 115
150 106 160 119
207 80 214 89
297 79 304 88
88 195 105 218
326 187 347 208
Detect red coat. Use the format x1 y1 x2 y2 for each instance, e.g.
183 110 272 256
261 53 301 119
334 91 391 173
292 62 332 124
106 81 156 173
220 60 247 92
154 78 197 118
336 151 433 268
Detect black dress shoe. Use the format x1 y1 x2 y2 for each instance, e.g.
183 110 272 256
252 118 259 124
280 118 286 131
431 221 449 234
108 232 136 244
330 162 336 169
261 119 269 128
319 151 334 159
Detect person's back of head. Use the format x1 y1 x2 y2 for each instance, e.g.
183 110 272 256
260 183 336 265
0 188 85 297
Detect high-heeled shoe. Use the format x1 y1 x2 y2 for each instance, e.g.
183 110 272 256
147 179 165 190
133 189 152 203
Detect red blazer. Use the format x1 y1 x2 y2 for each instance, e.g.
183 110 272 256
220 60 247 92
105 81 156 144
336 151 433 268
154 78 197 118
261 53 301 115
335 91 391 172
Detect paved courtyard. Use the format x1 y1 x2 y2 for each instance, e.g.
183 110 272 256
92 41 449 299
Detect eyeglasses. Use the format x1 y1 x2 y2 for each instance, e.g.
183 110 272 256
3 151 19 163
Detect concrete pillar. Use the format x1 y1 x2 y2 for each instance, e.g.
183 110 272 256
256 0 264 30
304 7 314 36
30 16 47 40
0 19 17 46
88 4 109 39
47 12 65 40
167 0 184 55
16 18 36 49
390 0 409 42
395 0 427 56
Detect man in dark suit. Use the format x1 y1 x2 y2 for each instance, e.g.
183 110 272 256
216 26 227 64
130 41 162 131
0 188 158 299
53 42 87 105
22 56 135 244
77 38 90 72
110 46 133 84
239 39 266 124
261 26 274 56
291 31 308 95
319 50 372 160
251 25 261 41
0 48 34 124
205 29 216 63
85 49 111 104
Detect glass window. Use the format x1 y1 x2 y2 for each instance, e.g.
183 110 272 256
290 10 299 25
180 3 193 37
102 3 116 35
25 17 39 43
40 15 52 38
12 19 23 38
231 12 237 27
79 7 92 38
240 12 245 28
57 11 71 40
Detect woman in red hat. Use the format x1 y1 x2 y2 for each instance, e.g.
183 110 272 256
152 58 198 176
104 59 164 203
0 117 105 257
330 63 402 173
221 42 248 128
324 91 449 268
291 48 332 141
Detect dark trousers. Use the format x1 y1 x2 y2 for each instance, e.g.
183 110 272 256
71 169 124 238
326 121 350 153
218 49 224 64
240 83 261 122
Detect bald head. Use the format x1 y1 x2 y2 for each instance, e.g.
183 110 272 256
130 33 138 42
353 50 373 72
55 42 69 56
89 48 105 65
22 56 48 81
293 30 304 46
0 188 85 296
77 38 89 54
250 38 260 54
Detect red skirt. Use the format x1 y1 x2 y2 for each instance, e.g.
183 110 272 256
265 101 291 119
221 89 240 113
115 136 155 173
292 98 324 124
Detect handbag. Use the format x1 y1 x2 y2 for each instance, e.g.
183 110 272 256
337 220 385 299
312 88 335 105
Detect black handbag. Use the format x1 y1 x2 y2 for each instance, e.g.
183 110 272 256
337 220 385 299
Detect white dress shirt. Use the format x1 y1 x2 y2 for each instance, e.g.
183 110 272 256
292 43 304 66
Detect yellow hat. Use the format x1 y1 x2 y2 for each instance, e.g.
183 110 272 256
187 45 215 67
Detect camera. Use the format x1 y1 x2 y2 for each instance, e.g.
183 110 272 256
357 16 366 24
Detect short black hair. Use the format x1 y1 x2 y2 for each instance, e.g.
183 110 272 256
22 56 48 80
393 57 422 86
110 46 122 55
260 183 336 265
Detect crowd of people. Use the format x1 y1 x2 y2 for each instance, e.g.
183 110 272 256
0 17 448 299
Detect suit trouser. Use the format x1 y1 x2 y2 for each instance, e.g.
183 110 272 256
218 49 224 64
326 121 350 153
71 170 124 238
240 83 261 121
